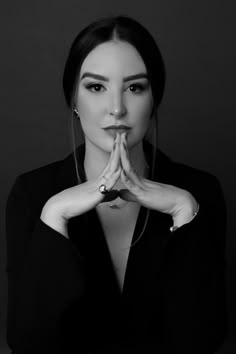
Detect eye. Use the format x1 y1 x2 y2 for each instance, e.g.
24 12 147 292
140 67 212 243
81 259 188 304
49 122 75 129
127 83 146 93
85 83 105 93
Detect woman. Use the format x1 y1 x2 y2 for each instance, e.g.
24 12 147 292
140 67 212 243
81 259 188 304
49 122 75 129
5 16 227 354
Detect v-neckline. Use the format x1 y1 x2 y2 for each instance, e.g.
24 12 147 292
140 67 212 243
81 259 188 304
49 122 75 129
91 204 148 297
70 141 153 297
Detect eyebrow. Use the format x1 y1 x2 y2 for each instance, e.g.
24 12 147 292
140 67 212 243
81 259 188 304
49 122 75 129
80 72 149 82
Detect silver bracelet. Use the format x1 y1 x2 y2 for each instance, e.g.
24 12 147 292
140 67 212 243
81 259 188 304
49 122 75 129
169 203 200 233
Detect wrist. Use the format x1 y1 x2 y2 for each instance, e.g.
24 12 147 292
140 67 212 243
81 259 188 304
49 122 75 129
171 193 199 230
40 200 69 239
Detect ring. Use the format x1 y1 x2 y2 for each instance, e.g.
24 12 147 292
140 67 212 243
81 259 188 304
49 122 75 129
99 184 109 194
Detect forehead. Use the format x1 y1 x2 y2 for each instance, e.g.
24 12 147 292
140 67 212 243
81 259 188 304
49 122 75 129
80 40 147 78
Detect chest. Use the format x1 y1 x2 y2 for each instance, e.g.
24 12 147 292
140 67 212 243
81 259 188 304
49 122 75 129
96 203 140 291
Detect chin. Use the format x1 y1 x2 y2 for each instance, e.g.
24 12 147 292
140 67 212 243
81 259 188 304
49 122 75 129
85 134 111 153
95 140 113 154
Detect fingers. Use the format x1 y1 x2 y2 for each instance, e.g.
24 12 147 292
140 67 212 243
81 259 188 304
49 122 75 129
109 132 121 173
120 132 130 173
103 166 121 191
97 133 122 194
120 132 141 187
120 170 141 196
96 166 121 202
102 133 121 177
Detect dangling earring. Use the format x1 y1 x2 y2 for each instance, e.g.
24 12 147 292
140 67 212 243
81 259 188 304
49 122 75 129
73 107 79 118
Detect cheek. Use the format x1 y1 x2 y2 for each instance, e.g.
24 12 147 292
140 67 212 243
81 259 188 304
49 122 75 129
77 94 95 122
132 96 153 127
76 95 104 137
75 96 97 141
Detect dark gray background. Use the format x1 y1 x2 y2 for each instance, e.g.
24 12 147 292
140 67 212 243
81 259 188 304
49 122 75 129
1 0 235 352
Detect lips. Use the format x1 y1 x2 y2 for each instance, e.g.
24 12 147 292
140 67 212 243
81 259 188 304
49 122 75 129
103 125 130 130
103 125 131 137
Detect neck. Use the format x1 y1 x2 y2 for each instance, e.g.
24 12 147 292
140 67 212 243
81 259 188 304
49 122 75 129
84 139 147 187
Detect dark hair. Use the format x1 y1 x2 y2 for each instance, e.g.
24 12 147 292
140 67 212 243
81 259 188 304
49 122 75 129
62 15 166 112
64 16 164 244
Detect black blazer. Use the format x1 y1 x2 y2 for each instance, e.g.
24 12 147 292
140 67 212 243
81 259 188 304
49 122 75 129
5 144 228 354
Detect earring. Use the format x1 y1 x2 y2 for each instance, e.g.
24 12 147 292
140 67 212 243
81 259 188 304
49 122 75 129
73 107 79 118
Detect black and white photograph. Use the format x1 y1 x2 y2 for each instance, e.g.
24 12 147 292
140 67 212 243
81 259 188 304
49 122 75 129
0 1 235 353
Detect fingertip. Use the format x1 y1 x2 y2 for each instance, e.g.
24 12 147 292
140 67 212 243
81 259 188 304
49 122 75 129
120 132 124 145
123 131 128 139
120 137 126 152
116 131 121 142
121 131 128 143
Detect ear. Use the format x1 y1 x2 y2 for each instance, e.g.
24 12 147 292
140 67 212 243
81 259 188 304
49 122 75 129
73 106 79 118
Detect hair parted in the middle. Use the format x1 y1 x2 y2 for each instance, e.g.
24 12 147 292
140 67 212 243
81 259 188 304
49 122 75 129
62 15 166 247
63 15 166 115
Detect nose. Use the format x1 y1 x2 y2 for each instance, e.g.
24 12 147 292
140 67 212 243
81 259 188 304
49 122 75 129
109 91 127 118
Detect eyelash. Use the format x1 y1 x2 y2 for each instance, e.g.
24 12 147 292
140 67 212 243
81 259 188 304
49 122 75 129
85 83 147 94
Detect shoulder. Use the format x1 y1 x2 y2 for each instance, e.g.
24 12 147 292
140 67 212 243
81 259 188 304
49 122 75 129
156 149 226 211
17 158 64 187
8 152 77 216
145 142 220 190
157 149 221 185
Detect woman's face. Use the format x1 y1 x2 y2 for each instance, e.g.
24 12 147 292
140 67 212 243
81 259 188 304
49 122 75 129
75 40 153 152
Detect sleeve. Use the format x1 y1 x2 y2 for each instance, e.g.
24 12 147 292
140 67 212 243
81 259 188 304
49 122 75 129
160 175 228 354
5 176 86 354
